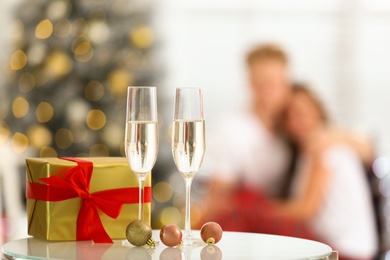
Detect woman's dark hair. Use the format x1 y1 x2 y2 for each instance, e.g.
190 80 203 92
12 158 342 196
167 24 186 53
291 83 329 123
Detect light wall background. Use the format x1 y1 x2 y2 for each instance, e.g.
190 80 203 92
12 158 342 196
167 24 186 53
155 0 390 157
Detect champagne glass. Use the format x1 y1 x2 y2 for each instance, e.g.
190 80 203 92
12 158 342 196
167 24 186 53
172 88 206 246
125 87 158 220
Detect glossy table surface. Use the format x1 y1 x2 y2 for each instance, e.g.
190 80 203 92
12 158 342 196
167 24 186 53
2 230 332 260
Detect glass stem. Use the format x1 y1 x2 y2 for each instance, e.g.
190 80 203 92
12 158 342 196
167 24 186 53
138 175 146 220
184 176 193 236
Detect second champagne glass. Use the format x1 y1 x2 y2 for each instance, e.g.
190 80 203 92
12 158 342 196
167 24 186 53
171 88 206 246
125 86 158 221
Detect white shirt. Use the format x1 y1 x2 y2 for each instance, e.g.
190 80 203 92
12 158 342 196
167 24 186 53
202 111 290 196
290 145 378 258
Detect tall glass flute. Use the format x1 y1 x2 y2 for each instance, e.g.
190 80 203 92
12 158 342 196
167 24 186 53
172 88 206 246
125 87 158 220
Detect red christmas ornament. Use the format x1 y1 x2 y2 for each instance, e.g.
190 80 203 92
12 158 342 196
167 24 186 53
160 224 182 247
200 222 223 245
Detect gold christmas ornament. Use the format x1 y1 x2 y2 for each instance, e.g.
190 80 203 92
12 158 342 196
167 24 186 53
126 220 155 247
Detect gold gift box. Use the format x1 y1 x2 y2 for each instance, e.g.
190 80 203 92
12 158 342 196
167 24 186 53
26 157 151 241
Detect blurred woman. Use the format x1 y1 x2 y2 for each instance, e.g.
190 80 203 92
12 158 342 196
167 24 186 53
280 85 378 260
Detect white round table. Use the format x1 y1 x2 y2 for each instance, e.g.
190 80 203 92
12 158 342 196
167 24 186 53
2 230 332 260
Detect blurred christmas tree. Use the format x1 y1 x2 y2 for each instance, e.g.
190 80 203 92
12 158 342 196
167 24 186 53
2 0 157 157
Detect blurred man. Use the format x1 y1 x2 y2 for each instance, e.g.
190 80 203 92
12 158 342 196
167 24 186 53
201 44 291 228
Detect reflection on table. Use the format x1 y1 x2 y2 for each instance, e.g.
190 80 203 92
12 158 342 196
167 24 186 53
2 230 332 260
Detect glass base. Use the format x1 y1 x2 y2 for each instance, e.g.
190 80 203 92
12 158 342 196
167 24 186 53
181 233 204 247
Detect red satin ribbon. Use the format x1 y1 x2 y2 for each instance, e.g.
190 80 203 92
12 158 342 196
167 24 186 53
26 157 151 243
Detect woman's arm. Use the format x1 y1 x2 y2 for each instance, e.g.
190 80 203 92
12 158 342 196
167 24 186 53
273 148 330 222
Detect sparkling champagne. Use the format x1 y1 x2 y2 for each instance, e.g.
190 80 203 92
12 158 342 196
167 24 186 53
172 120 205 178
125 121 158 175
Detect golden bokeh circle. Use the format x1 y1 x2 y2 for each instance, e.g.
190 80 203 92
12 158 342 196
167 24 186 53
0 123 10 144
130 26 154 49
36 102 54 123
40 146 57 157
35 19 53 39
153 182 173 203
55 128 73 149
45 51 73 77
54 19 72 38
19 72 36 93
10 50 27 71
107 69 132 96
12 132 29 153
86 109 106 130
12 96 29 118
160 207 182 226
89 143 109 156
70 122 88 143
102 122 123 149
27 124 52 148
84 81 104 101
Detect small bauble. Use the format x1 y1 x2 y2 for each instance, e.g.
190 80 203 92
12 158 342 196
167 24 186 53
126 220 153 247
160 224 182 247
200 222 223 245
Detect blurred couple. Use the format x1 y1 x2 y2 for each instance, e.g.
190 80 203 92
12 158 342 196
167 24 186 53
201 44 378 260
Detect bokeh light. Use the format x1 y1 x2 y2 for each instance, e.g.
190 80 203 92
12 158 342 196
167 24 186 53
12 132 29 153
88 20 109 44
45 51 73 77
101 122 123 149
55 128 73 149
73 40 94 62
46 0 71 21
33 67 49 86
66 99 90 123
54 19 72 38
27 124 52 148
373 157 390 179
86 109 106 130
107 68 133 96
130 26 154 49
27 43 48 66
12 96 29 118
36 102 54 123
10 50 27 71
89 143 109 156
39 146 57 157
70 122 88 143
84 80 104 101
35 19 53 39
160 207 182 226
18 72 36 93
71 18 88 37
153 182 173 203
0 123 10 144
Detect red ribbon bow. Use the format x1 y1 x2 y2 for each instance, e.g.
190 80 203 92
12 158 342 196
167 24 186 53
26 157 151 243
